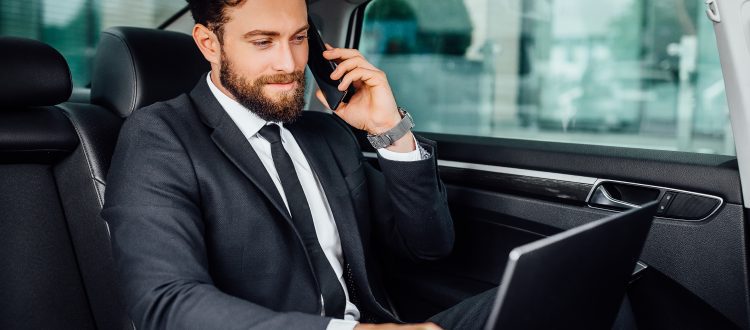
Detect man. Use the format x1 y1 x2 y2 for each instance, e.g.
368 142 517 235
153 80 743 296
103 0 497 329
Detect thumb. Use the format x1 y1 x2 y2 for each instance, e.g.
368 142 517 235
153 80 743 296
315 89 331 109
316 88 349 118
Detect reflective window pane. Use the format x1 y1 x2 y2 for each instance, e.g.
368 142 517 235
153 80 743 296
361 0 734 155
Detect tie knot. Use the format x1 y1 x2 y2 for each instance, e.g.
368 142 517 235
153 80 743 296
259 124 282 144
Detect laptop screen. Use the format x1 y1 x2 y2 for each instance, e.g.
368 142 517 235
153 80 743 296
485 202 657 330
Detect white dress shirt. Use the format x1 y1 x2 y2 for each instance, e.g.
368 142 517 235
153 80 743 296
206 74 425 329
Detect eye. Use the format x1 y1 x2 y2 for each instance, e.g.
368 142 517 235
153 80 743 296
252 40 273 48
292 35 308 44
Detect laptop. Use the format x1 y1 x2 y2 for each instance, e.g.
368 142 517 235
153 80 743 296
484 201 657 330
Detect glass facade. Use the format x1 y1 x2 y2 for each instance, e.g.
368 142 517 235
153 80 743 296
361 0 734 155
0 0 185 87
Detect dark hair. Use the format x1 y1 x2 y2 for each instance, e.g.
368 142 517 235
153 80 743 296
186 0 247 41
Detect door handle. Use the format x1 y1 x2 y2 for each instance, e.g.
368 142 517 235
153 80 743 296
590 185 640 210
588 180 722 219
588 181 661 211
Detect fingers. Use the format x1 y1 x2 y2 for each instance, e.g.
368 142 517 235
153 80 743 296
323 47 367 62
330 56 377 80
324 47 385 91
338 67 386 91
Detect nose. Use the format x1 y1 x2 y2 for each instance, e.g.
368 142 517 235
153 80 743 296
272 41 296 73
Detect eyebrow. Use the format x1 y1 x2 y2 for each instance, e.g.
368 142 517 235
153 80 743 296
243 24 310 39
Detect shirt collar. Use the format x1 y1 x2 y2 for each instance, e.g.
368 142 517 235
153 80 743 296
206 72 282 140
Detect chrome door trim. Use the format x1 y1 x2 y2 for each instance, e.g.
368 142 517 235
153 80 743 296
363 153 723 221
362 152 597 185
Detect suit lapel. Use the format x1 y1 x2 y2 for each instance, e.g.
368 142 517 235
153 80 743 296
211 120 293 222
189 74 291 222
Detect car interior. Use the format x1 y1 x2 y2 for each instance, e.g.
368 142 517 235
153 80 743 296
2 0 750 329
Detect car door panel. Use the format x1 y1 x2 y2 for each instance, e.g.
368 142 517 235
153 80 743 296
328 1 748 328
365 135 748 329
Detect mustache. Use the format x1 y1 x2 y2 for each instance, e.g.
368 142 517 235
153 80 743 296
256 71 306 85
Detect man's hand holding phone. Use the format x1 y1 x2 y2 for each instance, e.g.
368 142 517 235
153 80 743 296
314 45 416 153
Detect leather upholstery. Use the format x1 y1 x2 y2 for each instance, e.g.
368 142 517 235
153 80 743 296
0 37 72 107
0 35 131 329
0 108 78 164
58 103 123 205
91 27 209 118
0 37 77 163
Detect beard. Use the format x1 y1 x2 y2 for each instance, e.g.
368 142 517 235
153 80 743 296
219 51 306 124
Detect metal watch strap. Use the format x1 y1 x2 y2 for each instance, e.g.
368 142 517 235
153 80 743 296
367 107 414 149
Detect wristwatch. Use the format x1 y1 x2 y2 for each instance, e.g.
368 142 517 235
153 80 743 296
367 107 414 149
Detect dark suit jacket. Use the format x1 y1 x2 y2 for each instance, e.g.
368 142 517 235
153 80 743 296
101 75 454 330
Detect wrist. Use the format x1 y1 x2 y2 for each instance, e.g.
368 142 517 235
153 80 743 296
384 131 416 153
370 110 402 135
366 107 415 149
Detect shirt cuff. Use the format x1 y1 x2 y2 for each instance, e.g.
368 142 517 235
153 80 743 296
377 135 431 162
327 319 359 330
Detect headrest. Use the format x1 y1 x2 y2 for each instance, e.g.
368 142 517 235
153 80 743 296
0 37 72 107
91 27 210 118
0 108 79 163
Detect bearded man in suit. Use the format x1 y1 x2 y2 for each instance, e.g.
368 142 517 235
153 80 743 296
103 0 499 329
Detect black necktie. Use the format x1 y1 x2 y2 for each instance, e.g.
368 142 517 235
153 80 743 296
258 124 347 318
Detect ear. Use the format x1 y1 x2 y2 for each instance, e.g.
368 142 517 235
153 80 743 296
192 24 221 65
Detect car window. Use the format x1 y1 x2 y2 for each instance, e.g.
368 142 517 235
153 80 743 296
0 0 185 88
359 0 734 155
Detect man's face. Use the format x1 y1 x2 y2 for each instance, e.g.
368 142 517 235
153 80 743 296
218 0 309 123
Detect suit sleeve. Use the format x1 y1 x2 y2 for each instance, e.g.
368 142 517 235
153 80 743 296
372 136 455 261
101 110 331 330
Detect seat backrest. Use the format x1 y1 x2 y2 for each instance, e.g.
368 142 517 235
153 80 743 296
91 26 210 118
0 36 130 330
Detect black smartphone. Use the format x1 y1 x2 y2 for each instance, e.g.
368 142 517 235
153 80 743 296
307 16 355 111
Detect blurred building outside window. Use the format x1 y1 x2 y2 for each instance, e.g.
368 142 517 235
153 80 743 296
361 0 734 155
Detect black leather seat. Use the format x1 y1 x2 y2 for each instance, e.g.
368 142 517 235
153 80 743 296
91 27 210 118
0 27 209 330
0 37 130 329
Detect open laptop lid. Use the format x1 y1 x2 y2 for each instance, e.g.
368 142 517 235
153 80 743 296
484 201 657 330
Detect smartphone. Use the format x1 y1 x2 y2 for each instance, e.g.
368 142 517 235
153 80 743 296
307 16 355 111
